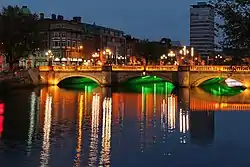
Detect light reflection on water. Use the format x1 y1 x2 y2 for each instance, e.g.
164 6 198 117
1 85 250 166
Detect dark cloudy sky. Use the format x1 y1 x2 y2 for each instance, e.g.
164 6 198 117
1 0 205 44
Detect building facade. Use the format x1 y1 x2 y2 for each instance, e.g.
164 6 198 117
84 23 126 62
38 14 126 64
38 14 84 60
190 2 215 58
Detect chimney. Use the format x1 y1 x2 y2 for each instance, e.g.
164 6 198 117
77 17 81 23
51 14 56 20
73 17 77 22
40 13 44 20
73 16 81 23
57 15 64 20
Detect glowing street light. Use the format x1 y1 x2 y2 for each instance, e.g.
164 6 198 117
45 50 54 66
161 54 167 59
168 51 175 57
191 47 194 57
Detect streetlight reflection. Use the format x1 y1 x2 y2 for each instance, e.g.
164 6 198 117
74 94 84 167
88 93 100 166
99 97 112 166
40 93 52 167
179 108 189 144
27 92 36 155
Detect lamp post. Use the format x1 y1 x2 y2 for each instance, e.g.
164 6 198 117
92 52 100 65
215 54 223 65
179 46 190 65
103 48 112 65
167 50 176 65
160 54 167 65
45 50 53 66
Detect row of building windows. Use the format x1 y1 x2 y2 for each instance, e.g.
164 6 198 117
52 32 81 39
52 40 81 48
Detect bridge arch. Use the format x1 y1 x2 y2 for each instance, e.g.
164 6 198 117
119 72 176 85
191 75 244 87
56 74 101 85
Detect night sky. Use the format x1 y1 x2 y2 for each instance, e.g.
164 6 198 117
1 0 204 44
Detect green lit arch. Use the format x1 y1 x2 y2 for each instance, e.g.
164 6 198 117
120 73 176 85
57 74 101 85
191 75 244 87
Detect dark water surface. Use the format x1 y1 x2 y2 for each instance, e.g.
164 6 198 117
0 85 250 167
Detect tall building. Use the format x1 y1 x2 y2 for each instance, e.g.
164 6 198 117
190 2 215 57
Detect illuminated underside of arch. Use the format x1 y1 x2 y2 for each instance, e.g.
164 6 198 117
122 76 175 94
58 77 98 90
200 78 245 96
126 76 167 84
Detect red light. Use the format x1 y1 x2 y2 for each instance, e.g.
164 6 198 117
0 103 4 115
0 115 3 135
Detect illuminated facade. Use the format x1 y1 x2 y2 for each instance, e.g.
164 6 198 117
38 14 84 59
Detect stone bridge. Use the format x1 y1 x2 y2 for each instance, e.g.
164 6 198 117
37 65 250 88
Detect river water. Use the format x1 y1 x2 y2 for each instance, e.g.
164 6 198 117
0 84 250 167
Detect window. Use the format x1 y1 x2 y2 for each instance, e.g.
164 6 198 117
53 32 59 38
62 33 66 38
67 41 71 47
61 41 66 47
52 40 60 47
72 41 76 47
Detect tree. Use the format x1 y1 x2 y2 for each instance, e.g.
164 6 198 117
211 0 250 56
0 5 41 67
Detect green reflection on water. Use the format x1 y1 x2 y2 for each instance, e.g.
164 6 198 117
200 78 244 96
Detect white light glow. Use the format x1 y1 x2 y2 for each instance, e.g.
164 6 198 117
27 92 36 155
225 78 243 87
40 94 52 167
99 97 112 166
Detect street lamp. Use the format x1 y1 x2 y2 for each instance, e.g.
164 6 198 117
160 54 167 65
167 51 176 65
103 48 112 64
215 54 223 65
45 50 54 66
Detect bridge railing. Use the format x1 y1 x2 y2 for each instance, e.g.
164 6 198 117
112 65 144 71
39 65 250 72
53 66 76 72
77 66 102 71
39 66 52 71
145 65 178 71
191 65 250 72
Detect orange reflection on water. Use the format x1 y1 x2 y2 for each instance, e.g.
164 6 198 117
190 88 250 111
73 94 84 167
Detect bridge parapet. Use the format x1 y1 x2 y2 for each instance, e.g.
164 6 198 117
190 65 250 72
112 65 144 71
145 65 178 71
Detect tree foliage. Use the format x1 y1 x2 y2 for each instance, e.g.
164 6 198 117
211 0 250 55
135 38 171 64
0 5 40 64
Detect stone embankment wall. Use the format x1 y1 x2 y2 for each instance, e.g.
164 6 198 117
0 69 40 91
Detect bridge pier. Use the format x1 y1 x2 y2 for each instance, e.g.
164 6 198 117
177 66 190 88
